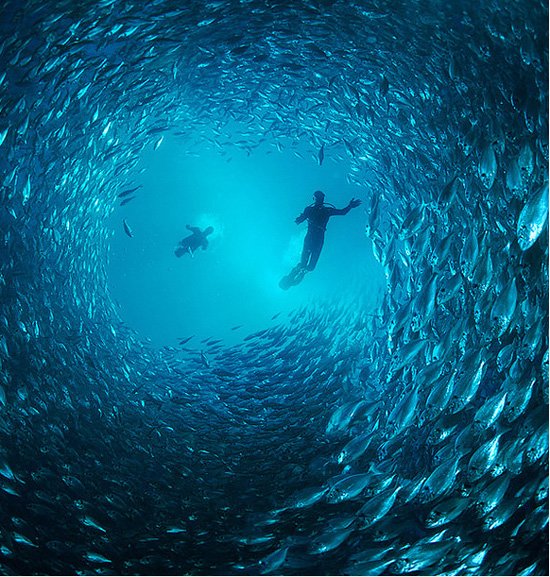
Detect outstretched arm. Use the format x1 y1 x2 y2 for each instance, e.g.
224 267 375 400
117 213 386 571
329 198 362 216
295 207 309 224
186 225 201 234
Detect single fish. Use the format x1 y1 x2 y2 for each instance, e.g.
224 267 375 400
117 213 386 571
326 472 373 503
516 181 548 251
178 335 195 345
467 434 501 483
490 278 517 337
478 144 497 189
123 219 133 237
117 185 142 198
258 546 288 575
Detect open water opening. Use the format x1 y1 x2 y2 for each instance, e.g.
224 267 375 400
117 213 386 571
107 131 386 347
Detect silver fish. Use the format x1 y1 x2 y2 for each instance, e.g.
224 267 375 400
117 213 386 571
516 181 548 250
478 143 498 189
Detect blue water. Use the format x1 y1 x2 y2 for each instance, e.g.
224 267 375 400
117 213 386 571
108 135 384 347
0 0 547 575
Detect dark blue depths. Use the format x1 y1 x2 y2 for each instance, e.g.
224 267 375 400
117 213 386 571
0 0 548 575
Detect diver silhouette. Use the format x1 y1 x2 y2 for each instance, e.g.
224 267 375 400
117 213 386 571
279 190 362 289
175 225 214 258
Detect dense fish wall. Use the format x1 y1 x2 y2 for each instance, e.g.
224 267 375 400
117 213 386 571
0 0 548 575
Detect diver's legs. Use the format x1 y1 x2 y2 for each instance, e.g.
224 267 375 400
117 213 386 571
300 239 311 268
306 237 324 271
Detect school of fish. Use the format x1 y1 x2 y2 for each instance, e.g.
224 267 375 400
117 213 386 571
0 0 547 574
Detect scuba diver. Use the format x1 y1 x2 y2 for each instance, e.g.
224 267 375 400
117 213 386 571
175 225 214 258
279 190 362 289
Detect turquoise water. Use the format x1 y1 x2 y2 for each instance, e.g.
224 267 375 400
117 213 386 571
108 135 384 346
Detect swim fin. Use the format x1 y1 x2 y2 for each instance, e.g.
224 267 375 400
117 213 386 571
279 264 307 290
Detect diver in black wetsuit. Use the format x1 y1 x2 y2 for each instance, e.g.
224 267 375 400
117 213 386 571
295 190 362 271
175 225 214 257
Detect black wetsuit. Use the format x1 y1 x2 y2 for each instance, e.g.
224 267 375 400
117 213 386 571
296 202 353 270
175 227 209 257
